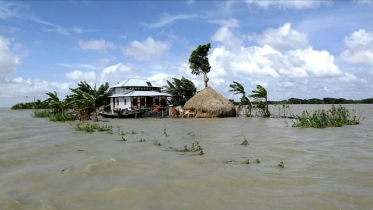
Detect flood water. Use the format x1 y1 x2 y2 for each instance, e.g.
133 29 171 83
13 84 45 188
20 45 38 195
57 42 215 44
0 105 372 210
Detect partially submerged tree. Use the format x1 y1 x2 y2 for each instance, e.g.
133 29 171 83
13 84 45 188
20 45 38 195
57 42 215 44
163 77 196 106
249 85 270 117
66 81 109 121
44 91 67 114
189 43 211 88
229 81 251 117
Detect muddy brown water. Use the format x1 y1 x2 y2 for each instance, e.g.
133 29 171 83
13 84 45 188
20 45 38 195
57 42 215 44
0 105 372 210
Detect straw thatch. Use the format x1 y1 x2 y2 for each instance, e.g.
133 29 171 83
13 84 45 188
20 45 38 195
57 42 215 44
183 87 236 118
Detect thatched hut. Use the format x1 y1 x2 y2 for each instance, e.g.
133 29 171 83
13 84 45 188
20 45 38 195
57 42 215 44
183 87 236 118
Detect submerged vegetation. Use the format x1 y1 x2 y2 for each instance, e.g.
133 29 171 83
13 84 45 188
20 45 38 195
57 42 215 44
75 122 113 133
292 105 362 128
32 110 74 122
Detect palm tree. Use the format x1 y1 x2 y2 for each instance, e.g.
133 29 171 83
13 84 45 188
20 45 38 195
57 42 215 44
229 81 251 117
249 85 270 117
44 91 66 114
66 81 109 121
163 77 196 106
70 89 98 121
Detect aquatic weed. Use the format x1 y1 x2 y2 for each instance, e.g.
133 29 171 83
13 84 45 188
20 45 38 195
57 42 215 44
292 105 361 128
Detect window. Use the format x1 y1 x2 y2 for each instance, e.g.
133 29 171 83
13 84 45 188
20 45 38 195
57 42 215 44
124 99 126 105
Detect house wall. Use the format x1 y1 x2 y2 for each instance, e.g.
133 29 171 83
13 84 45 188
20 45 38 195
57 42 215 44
111 96 132 111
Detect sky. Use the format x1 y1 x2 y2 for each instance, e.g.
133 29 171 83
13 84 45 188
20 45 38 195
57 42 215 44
1 0 373 107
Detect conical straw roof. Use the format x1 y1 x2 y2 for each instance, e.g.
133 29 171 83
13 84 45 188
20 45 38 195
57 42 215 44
183 87 236 118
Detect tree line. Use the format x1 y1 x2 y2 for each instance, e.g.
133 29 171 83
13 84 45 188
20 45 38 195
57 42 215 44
267 97 373 105
11 81 109 121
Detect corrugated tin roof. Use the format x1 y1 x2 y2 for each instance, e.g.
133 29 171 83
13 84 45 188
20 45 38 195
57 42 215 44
109 91 170 97
112 78 161 88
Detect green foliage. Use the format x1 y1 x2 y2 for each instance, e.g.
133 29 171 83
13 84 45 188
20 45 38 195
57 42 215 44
32 109 51 118
75 122 113 133
49 113 75 122
177 141 203 153
292 105 361 128
229 81 252 117
255 159 260 163
44 91 68 115
189 43 211 88
163 77 196 106
241 159 250 164
11 99 48 110
278 161 284 168
66 81 110 121
32 109 74 122
249 85 270 117
163 128 168 137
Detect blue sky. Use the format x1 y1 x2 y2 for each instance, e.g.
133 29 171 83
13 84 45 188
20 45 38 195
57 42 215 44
1 0 373 107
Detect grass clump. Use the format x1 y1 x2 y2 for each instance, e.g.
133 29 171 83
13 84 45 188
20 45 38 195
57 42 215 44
292 105 362 128
32 110 51 118
75 122 113 133
49 113 75 122
32 110 75 122
176 141 204 155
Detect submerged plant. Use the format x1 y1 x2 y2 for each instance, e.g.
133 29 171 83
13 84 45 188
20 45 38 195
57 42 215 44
131 130 137 134
255 159 260 163
241 159 250 164
118 136 126 142
163 128 168 137
278 161 284 168
292 105 362 128
176 141 204 154
240 134 249 145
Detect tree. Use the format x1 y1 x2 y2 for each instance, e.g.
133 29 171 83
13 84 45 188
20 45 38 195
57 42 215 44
66 81 110 121
229 81 251 117
249 85 270 117
163 77 196 106
189 43 211 88
44 91 67 114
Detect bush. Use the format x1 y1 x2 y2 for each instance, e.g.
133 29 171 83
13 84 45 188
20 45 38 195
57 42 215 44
292 105 362 128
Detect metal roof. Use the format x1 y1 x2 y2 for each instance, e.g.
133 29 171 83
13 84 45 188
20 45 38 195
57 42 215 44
111 78 161 88
109 91 170 97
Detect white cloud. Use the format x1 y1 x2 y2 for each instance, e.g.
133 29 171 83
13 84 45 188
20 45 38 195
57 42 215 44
187 0 195 5
96 57 115 66
212 27 243 52
144 13 200 28
0 2 22 19
0 77 73 107
122 37 170 61
340 29 373 66
78 39 115 51
65 70 96 81
41 26 69 35
57 63 98 70
354 0 373 5
72 26 82 34
100 63 132 84
210 18 240 28
244 0 331 9
0 35 20 76
251 23 308 52
0 25 20 33
147 73 170 86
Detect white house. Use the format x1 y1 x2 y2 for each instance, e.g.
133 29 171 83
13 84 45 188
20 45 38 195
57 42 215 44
107 78 170 113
